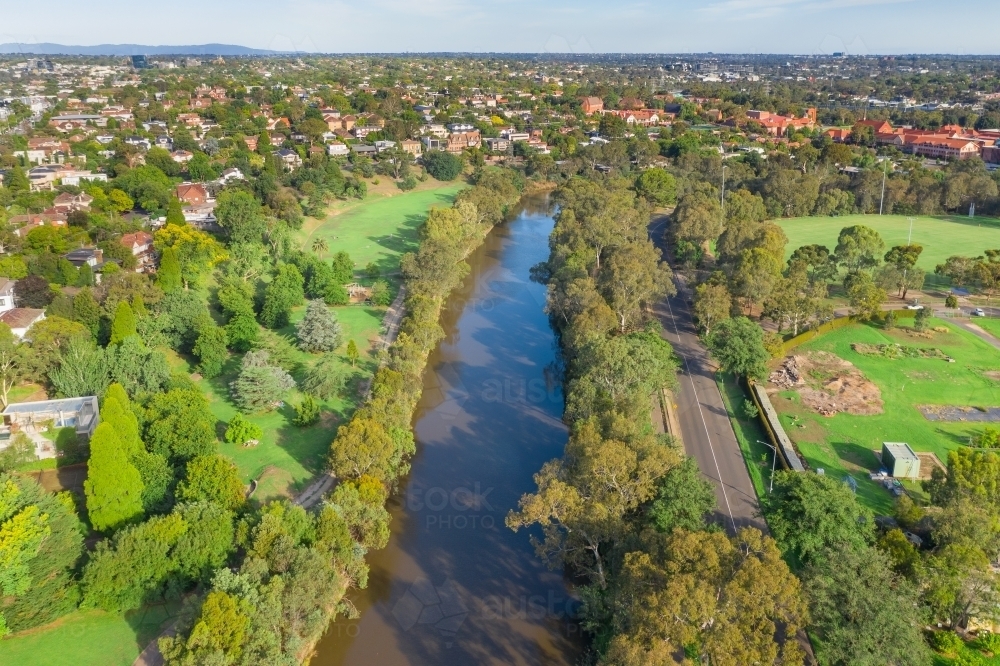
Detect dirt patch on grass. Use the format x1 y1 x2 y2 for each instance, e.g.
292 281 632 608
769 351 883 417
984 370 1000 382
919 405 1000 422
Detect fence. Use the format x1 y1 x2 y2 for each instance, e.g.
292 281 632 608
747 379 807 472
778 309 918 356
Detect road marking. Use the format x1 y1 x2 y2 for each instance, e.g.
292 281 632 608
663 288 739 534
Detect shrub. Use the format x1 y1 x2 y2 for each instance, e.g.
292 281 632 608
422 151 463 181
293 394 321 427
742 399 759 420
397 174 418 191
932 630 965 655
946 294 959 308
225 414 263 446
976 631 1000 654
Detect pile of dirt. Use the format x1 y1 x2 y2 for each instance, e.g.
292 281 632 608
768 351 884 417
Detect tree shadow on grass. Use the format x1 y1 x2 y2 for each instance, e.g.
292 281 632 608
935 427 974 447
830 440 881 472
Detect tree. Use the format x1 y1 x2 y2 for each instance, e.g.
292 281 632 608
224 414 262 446
301 353 349 399
260 264 304 329
192 319 228 379
20 317 90 383
72 287 100 335
225 313 259 354
647 457 716 533
835 225 885 275
598 242 674 333
604 528 806 666
14 275 54 309
177 455 245 511
49 336 108 399
422 151 463 181
635 168 677 206
764 267 827 336
216 190 265 244
847 273 887 321
693 281 731 336
106 336 171 398
330 251 354 284
805 542 930 666
144 389 217 462
324 282 349 306
767 471 874 564
707 317 770 381
166 590 250 664
369 279 391 306
673 191 723 247
0 324 23 408
84 422 145 532
165 197 185 226
230 351 295 413
293 394 320 426
295 300 343 352
154 224 227 289
345 339 360 367
7 164 29 194
157 247 183 293
109 301 137 345
328 416 402 481
311 237 328 256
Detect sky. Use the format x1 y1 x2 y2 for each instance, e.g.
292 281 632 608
2 0 999 55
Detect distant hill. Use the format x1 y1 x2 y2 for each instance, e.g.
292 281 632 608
0 43 284 56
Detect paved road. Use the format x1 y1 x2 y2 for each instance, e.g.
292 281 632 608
649 217 766 534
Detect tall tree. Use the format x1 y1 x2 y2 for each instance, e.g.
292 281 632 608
295 300 343 352
157 247 183 293
260 264 304 329
84 423 145 532
109 301 137 345
215 190 266 244
597 242 674 333
692 281 732 336
835 225 885 275
192 318 228 379
707 316 770 381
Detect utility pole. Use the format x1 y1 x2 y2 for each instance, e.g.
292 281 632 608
721 164 728 217
758 440 778 493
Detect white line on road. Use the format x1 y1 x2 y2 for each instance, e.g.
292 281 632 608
663 287 738 534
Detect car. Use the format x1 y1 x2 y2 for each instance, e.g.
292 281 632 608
974 308 986 317
905 304 925 310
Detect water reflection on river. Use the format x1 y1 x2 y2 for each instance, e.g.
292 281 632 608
308 194 582 666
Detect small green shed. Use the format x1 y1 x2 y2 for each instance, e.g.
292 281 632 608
882 442 921 480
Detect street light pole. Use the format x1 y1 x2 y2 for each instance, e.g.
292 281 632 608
878 158 888 215
757 440 778 493
721 164 728 217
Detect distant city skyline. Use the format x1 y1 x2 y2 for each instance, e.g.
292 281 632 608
2 0 999 55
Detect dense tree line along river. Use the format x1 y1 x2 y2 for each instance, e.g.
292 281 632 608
310 194 582 665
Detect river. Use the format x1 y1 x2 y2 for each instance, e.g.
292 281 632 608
308 194 582 666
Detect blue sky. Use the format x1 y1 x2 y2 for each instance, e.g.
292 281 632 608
2 0 998 54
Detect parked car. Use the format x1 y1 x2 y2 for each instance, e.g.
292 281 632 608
974 308 986 317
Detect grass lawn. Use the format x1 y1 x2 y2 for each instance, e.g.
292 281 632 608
776 213 1000 288
771 318 1000 513
0 603 180 666
717 373 776 501
972 316 1000 340
298 181 465 278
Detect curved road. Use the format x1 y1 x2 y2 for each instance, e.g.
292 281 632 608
649 216 766 534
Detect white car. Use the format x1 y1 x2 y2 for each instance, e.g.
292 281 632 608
905 304 925 310
973 308 986 317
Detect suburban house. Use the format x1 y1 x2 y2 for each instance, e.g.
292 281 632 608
422 136 446 151
171 150 194 163
244 136 259 151
0 279 16 314
485 137 511 152
911 138 981 160
350 144 377 157
64 247 105 268
744 108 817 137
400 139 423 157
0 308 45 339
120 231 156 272
327 142 350 157
581 97 604 114
52 192 93 212
218 168 245 184
1 396 101 459
273 149 303 169
176 182 209 205
446 130 482 153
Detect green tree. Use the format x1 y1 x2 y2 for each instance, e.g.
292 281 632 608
673 191 723 247
707 317 770 381
692 281 731 335
835 225 885 274
50 336 108 399
192 319 228 379
767 471 874 564
345 339 360 367
215 190 265 244
647 457 716 533
106 336 171 398
224 414 262 446
144 389 217 462
165 197 186 226
229 350 295 413
369 279 392 306
422 150 463 181
0 324 23 408
157 247 183 293
295 300 343 352
259 264 304 329
14 275 55 309
324 282 349 306
84 423 145 532
301 353 349 399
330 251 354 284
847 273 887 321
805 542 930 666
177 455 245 511
598 242 674 333
635 167 677 206
7 164 29 195
293 394 321 427
109 301 137 345
225 313 259 353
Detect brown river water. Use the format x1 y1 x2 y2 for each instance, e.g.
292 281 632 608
308 194 583 665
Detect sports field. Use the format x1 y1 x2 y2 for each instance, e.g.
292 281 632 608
300 182 466 277
769 318 1000 513
777 214 1000 273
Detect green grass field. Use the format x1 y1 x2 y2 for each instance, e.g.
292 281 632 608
299 182 465 277
770 318 1000 513
777 214 1000 279
0 604 179 666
